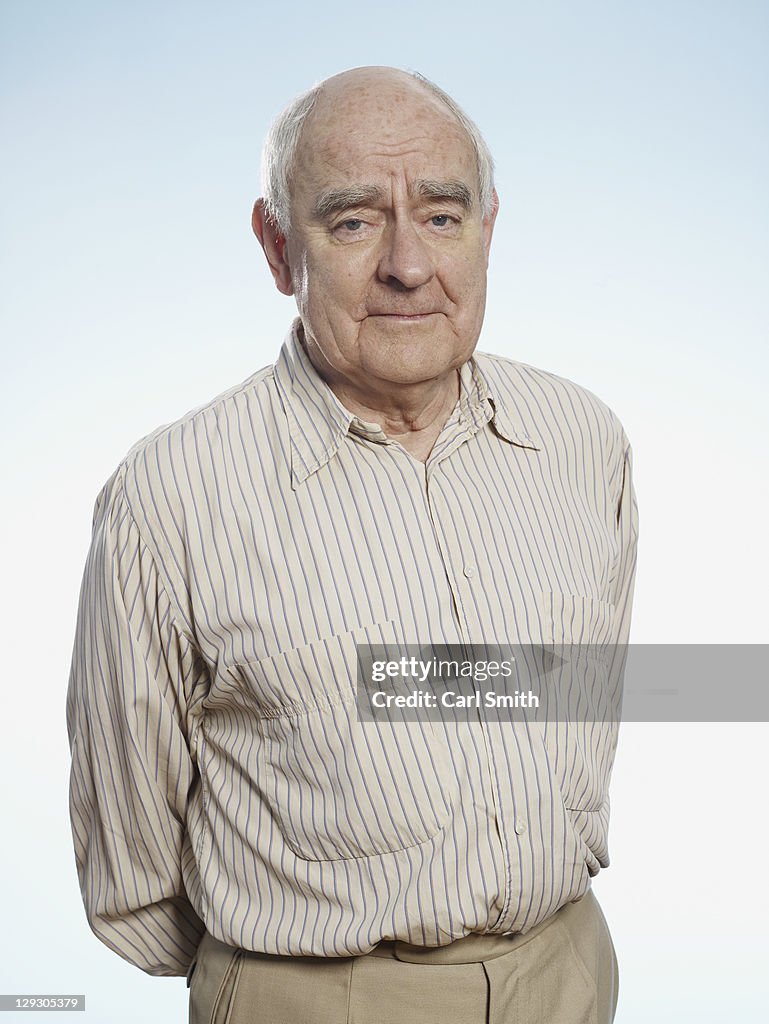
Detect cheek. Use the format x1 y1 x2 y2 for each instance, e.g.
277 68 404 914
442 254 488 315
304 255 367 316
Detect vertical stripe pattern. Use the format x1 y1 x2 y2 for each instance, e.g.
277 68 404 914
67 320 638 976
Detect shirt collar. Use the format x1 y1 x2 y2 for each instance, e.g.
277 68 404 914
273 319 540 488
468 354 541 451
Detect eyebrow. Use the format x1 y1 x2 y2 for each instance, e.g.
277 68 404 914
313 186 386 219
413 179 474 209
312 179 475 220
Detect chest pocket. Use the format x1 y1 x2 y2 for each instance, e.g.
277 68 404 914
231 620 458 862
538 591 618 812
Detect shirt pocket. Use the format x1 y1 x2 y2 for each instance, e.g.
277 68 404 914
232 619 458 862
537 591 618 812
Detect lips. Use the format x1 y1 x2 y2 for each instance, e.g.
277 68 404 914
368 311 438 318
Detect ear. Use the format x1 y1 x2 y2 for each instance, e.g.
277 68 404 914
482 188 500 264
252 199 294 296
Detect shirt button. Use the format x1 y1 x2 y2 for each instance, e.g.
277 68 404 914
463 565 476 579
514 819 527 835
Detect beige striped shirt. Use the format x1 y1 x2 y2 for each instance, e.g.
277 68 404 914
67 320 638 976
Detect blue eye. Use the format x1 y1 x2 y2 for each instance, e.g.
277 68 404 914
431 215 450 226
342 219 363 231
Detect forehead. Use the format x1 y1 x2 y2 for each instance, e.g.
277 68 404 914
293 83 478 199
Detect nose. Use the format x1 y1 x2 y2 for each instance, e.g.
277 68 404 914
376 217 435 290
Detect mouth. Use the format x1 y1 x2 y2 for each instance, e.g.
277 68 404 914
368 312 438 322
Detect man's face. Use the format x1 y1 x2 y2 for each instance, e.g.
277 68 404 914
258 72 498 393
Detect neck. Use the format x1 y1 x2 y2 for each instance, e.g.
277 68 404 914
334 372 460 463
300 332 461 464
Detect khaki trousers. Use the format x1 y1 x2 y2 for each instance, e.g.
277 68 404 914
188 890 619 1024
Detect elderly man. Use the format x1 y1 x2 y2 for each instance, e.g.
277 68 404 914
67 66 637 1024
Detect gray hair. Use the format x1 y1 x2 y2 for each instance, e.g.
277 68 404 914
260 70 496 235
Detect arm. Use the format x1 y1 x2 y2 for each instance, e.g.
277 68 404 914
607 433 639 705
611 436 639 645
66 467 206 976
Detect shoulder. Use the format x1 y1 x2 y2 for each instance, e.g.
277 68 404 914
98 363 279 533
126 363 276 465
475 350 630 457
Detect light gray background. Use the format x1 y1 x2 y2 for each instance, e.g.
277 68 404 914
1 1 767 1020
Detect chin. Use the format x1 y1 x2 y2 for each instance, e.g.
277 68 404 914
362 335 470 385
368 354 460 386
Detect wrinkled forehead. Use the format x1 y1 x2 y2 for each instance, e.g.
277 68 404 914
292 83 479 202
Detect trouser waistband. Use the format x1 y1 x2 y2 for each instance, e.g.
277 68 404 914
367 891 594 965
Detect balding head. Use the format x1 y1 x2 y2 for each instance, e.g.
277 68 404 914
261 66 495 236
251 65 499 411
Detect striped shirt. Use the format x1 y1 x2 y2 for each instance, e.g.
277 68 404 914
67 319 638 976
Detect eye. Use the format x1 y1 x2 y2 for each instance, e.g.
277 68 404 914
431 215 451 227
341 219 363 231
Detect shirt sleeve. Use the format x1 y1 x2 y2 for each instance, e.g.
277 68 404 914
606 435 639 703
610 436 639 645
66 466 207 976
